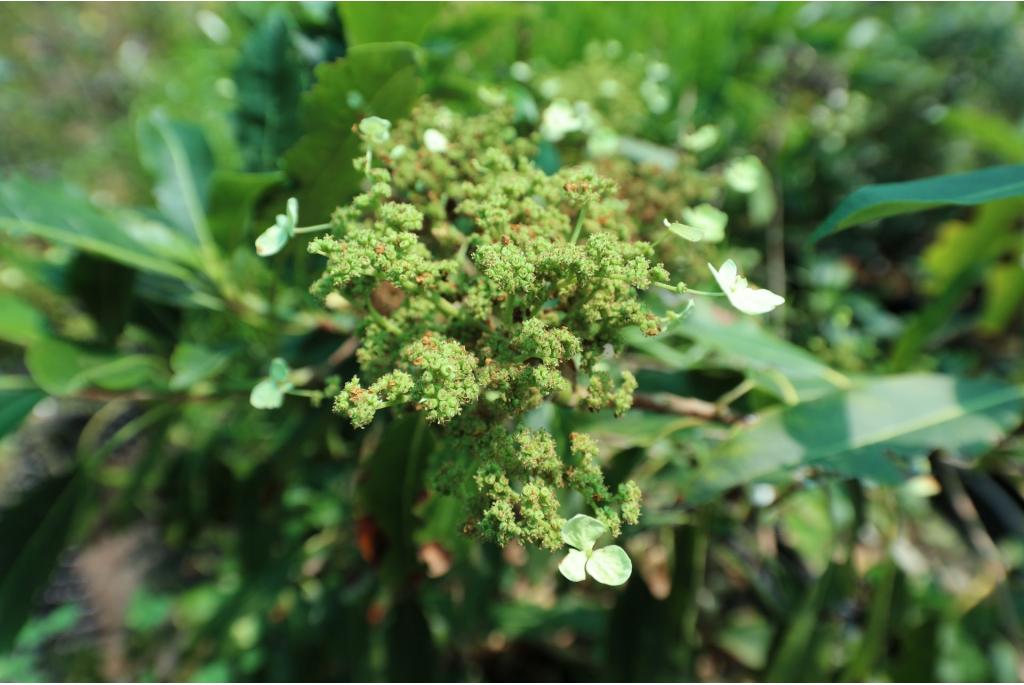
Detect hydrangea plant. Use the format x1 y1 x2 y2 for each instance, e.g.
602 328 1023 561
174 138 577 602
253 101 782 576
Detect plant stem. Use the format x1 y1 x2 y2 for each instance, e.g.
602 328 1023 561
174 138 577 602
432 294 458 317
653 281 725 297
365 296 403 336
569 203 588 244
293 223 332 235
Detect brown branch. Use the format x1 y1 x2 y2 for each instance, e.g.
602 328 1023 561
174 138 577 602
633 392 735 423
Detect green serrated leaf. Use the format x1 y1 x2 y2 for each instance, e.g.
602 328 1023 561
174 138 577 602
339 3 441 45
233 10 303 171
283 43 423 220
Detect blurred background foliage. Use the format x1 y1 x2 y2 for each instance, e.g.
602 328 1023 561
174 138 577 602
1 2 1023 681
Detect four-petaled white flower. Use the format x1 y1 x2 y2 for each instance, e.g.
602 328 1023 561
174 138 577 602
423 128 449 153
558 514 632 586
708 259 785 315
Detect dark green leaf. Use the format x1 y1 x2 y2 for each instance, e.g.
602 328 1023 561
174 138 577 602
360 415 434 587
385 596 437 681
283 43 423 220
811 165 1024 242
684 374 1024 504
0 471 84 651
764 564 838 682
66 253 136 345
0 387 44 440
233 11 304 171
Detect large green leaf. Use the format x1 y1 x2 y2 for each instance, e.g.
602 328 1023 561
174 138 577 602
136 110 215 250
0 177 201 282
0 471 84 651
339 3 441 45
25 338 168 396
233 10 303 171
811 165 1024 242
683 373 1024 504
668 302 851 403
283 42 423 220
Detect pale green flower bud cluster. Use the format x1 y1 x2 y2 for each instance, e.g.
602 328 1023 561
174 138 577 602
309 102 682 552
584 369 638 417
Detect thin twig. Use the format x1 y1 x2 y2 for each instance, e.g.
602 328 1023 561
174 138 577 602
633 392 735 423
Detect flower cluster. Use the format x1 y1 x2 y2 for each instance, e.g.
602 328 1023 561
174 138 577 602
293 101 781 556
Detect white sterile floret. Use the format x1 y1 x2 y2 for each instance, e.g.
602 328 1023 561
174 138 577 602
681 124 720 152
681 204 727 243
724 155 764 193
708 259 785 315
663 218 702 242
557 514 632 586
510 60 533 82
255 197 299 257
358 116 391 144
540 100 583 142
664 204 728 243
423 128 449 153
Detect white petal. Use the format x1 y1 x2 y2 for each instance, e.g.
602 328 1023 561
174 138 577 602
558 549 588 582
708 259 738 292
681 204 727 243
665 219 703 242
729 285 785 315
286 197 299 225
255 224 289 257
561 514 607 553
586 545 632 586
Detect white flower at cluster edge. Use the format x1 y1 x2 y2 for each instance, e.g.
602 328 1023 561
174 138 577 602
423 128 449 153
708 259 785 315
540 101 582 142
